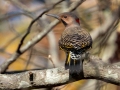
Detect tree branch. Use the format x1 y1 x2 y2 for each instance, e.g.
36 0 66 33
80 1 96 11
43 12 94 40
0 55 120 89
83 55 120 85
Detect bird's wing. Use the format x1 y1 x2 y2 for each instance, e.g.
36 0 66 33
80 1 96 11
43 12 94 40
74 29 92 50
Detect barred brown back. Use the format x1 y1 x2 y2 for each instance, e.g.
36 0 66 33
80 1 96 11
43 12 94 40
59 25 92 53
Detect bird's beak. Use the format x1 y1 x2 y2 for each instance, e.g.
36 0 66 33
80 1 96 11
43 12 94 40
45 13 60 20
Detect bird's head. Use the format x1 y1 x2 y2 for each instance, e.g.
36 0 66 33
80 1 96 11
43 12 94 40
46 12 80 26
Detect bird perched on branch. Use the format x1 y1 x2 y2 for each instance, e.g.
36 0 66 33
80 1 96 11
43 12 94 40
46 12 92 74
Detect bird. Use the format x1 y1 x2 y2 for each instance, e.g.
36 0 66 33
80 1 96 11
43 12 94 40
46 12 92 74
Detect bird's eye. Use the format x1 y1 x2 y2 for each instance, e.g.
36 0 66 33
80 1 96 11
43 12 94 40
63 16 67 18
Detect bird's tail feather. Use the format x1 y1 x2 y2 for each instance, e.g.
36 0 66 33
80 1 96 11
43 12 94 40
65 52 83 74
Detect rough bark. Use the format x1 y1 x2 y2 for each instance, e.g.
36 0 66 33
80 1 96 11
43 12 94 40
0 55 120 89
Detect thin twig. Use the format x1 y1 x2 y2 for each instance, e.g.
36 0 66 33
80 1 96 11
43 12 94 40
48 55 56 68
24 48 33 70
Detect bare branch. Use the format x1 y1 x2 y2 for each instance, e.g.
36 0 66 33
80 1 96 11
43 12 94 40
24 48 33 70
0 55 120 89
83 55 120 85
48 55 56 68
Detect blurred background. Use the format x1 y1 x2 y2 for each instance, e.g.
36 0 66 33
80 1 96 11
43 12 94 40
0 0 120 90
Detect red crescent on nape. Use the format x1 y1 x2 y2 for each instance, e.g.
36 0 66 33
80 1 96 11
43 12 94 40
76 18 80 24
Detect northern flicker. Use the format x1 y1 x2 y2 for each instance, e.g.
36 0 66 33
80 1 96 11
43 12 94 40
46 12 92 74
